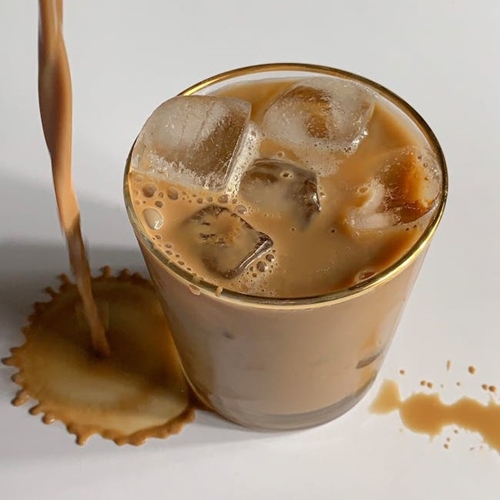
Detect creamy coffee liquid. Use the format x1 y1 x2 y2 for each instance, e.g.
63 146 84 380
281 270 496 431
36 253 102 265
38 0 109 356
1 0 196 445
129 77 441 298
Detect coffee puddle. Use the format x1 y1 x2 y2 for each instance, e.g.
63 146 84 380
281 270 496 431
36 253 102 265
2 268 196 445
371 372 500 453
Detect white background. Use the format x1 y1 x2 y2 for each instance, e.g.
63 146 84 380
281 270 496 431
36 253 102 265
1 1 499 498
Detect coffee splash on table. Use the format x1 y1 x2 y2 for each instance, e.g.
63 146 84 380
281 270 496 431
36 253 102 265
3 268 195 445
371 364 500 453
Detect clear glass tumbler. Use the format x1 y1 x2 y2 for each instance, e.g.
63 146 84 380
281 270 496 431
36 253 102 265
124 63 448 430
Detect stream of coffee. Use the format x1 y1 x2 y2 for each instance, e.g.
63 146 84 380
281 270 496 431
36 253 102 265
37 0 109 357
1 0 195 445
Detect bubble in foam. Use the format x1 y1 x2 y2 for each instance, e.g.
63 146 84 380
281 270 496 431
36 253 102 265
155 201 164 208
256 261 268 273
266 254 275 263
236 205 247 214
143 208 164 230
142 184 157 198
218 195 229 204
167 188 178 200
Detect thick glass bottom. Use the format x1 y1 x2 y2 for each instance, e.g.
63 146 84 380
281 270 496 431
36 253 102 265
192 376 377 431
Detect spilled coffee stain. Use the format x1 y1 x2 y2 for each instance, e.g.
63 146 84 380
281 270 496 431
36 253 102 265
2 268 196 445
371 379 500 452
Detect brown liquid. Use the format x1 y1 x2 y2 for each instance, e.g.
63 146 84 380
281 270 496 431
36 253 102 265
3 269 194 445
1 0 196 445
371 379 500 453
129 78 440 298
38 0 109 357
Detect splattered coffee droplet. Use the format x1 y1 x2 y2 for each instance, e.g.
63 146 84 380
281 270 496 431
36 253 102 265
371 380 500 453
468 366 476 375
399 369 405 376
2 269 196 446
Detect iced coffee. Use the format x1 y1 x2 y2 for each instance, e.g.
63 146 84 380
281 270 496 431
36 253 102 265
124 64 447 429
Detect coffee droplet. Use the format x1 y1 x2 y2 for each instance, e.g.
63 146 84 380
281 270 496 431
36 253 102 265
143 208 164 230
2 268 196 446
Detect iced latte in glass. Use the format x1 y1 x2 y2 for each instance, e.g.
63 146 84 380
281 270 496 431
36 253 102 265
124 64 447 429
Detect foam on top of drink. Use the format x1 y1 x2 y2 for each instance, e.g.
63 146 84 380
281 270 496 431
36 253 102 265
128 75 442 298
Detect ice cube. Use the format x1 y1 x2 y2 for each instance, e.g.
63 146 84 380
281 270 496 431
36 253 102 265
261 77 374 167
239 158 321 228
130 96 253 192
184 205 273 279
346 148 440 232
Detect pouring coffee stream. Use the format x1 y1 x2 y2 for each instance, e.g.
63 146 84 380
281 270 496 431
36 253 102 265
0 0 197 445
37 0 110 357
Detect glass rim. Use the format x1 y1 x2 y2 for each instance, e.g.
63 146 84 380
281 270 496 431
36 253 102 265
123 62 448 308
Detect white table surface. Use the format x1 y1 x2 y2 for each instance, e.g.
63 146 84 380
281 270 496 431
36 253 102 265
1 1 499 498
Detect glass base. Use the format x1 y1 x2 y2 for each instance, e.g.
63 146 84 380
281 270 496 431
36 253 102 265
193 376 377 431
